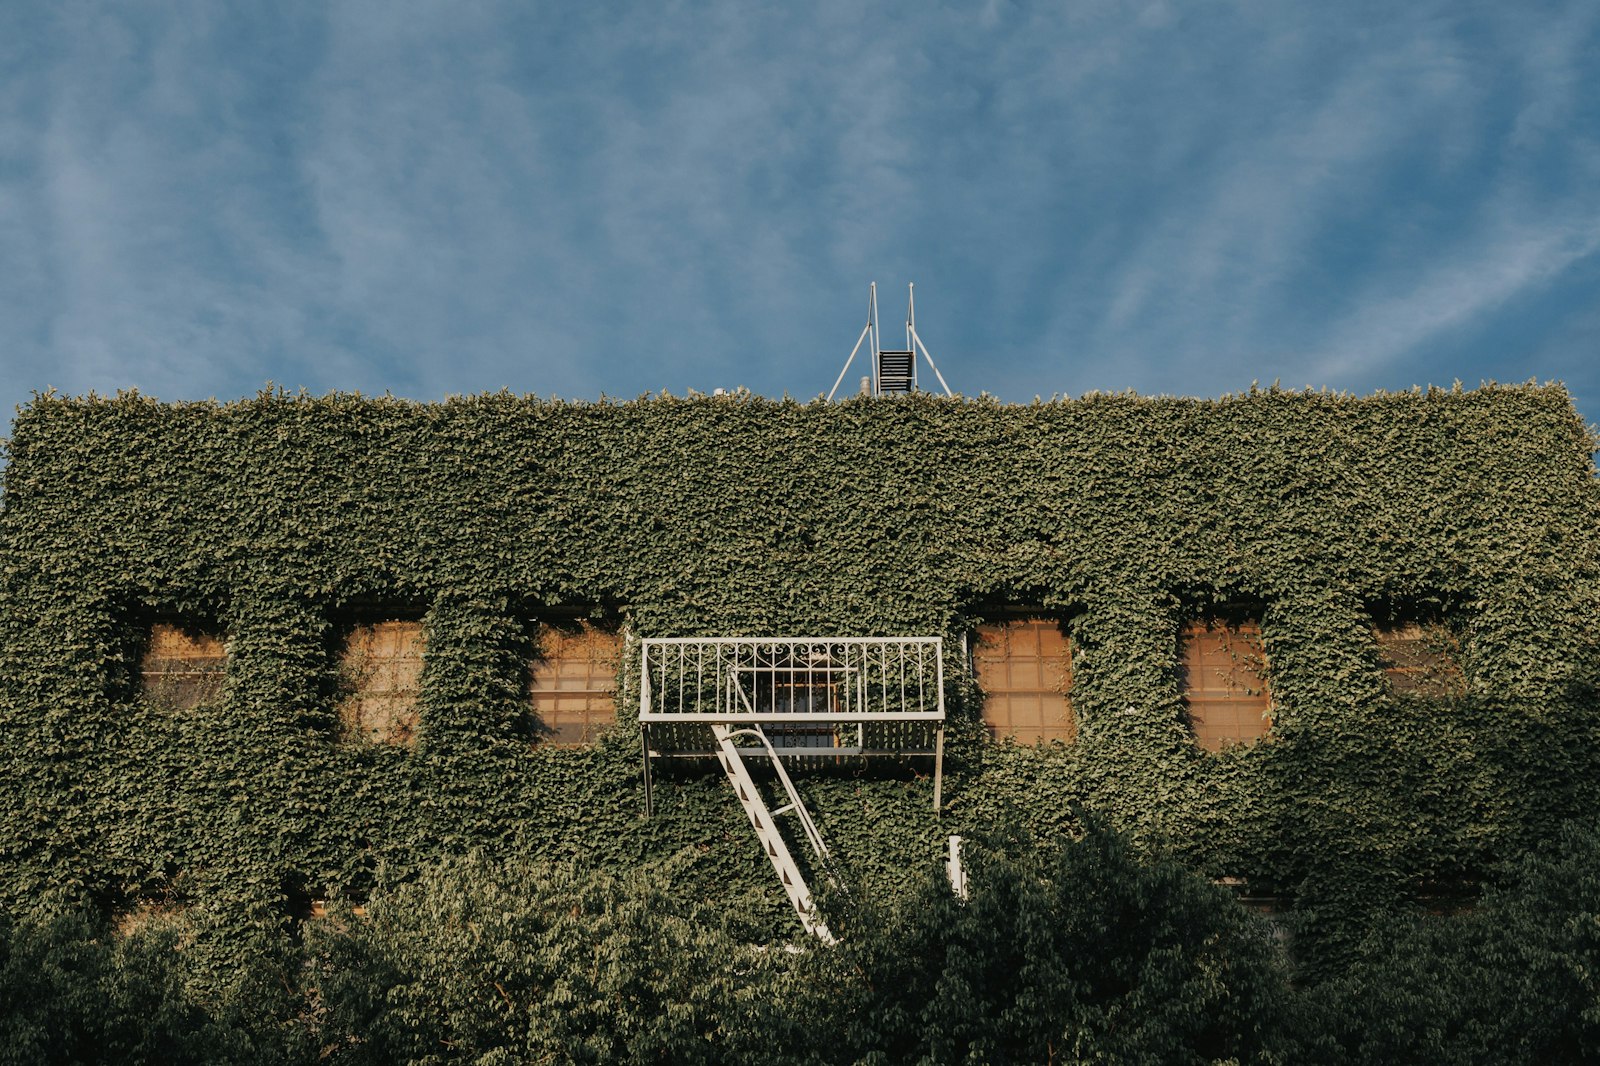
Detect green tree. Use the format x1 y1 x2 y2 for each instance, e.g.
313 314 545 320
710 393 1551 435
309 852 807 1065
0 902 304 1066
814 818 1292 1065
1305 819 1600 1065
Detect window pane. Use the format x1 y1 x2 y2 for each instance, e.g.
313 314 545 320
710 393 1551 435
976 618 1075 745
338 621 425 745
529 621 621 747
141 624 227 710
1375 621 1464 697
1180 619 1270 750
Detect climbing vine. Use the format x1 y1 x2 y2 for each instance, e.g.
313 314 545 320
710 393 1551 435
1 383 1597 971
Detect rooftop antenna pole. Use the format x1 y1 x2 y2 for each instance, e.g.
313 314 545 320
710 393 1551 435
905 284 917 392
908 282 954 398
830 281 953 399
827 284 876 402
868 281 882 396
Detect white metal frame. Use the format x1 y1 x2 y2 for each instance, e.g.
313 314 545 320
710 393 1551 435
639 635 947 939
712 721 835 940
638 636 948 812
828 283 955 401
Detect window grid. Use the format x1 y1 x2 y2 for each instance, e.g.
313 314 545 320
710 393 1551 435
140 624 227 710
529 621 620 746
1375 621 1464 697
338 621 425 745
1181 619 1270 751
974 618 1075 744
753 668 843 749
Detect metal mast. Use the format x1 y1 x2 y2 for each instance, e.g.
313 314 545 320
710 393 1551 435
828 283 954 401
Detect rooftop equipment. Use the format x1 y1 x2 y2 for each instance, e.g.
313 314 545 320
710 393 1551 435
638 636 948 939
829 283 955 401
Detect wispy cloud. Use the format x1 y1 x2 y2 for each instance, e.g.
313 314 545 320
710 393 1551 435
1023 2 1600 402
0 0 1596 427
1310 212 1600 381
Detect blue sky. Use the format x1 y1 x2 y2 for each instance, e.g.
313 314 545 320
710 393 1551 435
2 1 1597 434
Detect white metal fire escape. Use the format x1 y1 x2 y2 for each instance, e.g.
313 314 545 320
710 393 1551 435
712 720 835 941
639 637 946 939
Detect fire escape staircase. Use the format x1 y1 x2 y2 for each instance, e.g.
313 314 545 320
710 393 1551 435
715 673 836 941
638 636 947 941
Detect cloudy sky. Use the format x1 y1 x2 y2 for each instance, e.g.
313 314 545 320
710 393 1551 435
2 1 1597 434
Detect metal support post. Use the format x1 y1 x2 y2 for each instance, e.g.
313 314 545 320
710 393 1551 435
641 726 654 817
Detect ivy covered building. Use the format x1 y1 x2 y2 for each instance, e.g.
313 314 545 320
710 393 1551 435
1 384 1597 949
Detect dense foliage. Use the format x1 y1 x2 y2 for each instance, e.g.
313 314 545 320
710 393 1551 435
309 822 1292 1064
1303 818 1600 1064
0 901 308 1065
309 853 777 1064
817 820 1291 1064
0 383 1597 983
5 819 1600 1064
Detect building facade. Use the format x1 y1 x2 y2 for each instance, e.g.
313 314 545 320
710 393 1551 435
1 384 1596 936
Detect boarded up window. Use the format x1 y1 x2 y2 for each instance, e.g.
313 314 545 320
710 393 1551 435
141 624 226 709
1181 619 1270 750
1375 622 1464 697
529 621 620 746
974 618 1075 744
338 621 425 745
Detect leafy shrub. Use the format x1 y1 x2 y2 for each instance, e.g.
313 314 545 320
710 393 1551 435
19 821 1600 1065
806 818 1293 1065
1304 819 1600 1065
308 852 807 1065
0 901 305 1065
306 825 1293 1064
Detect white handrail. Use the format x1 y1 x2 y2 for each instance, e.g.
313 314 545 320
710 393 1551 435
723 724 830 862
